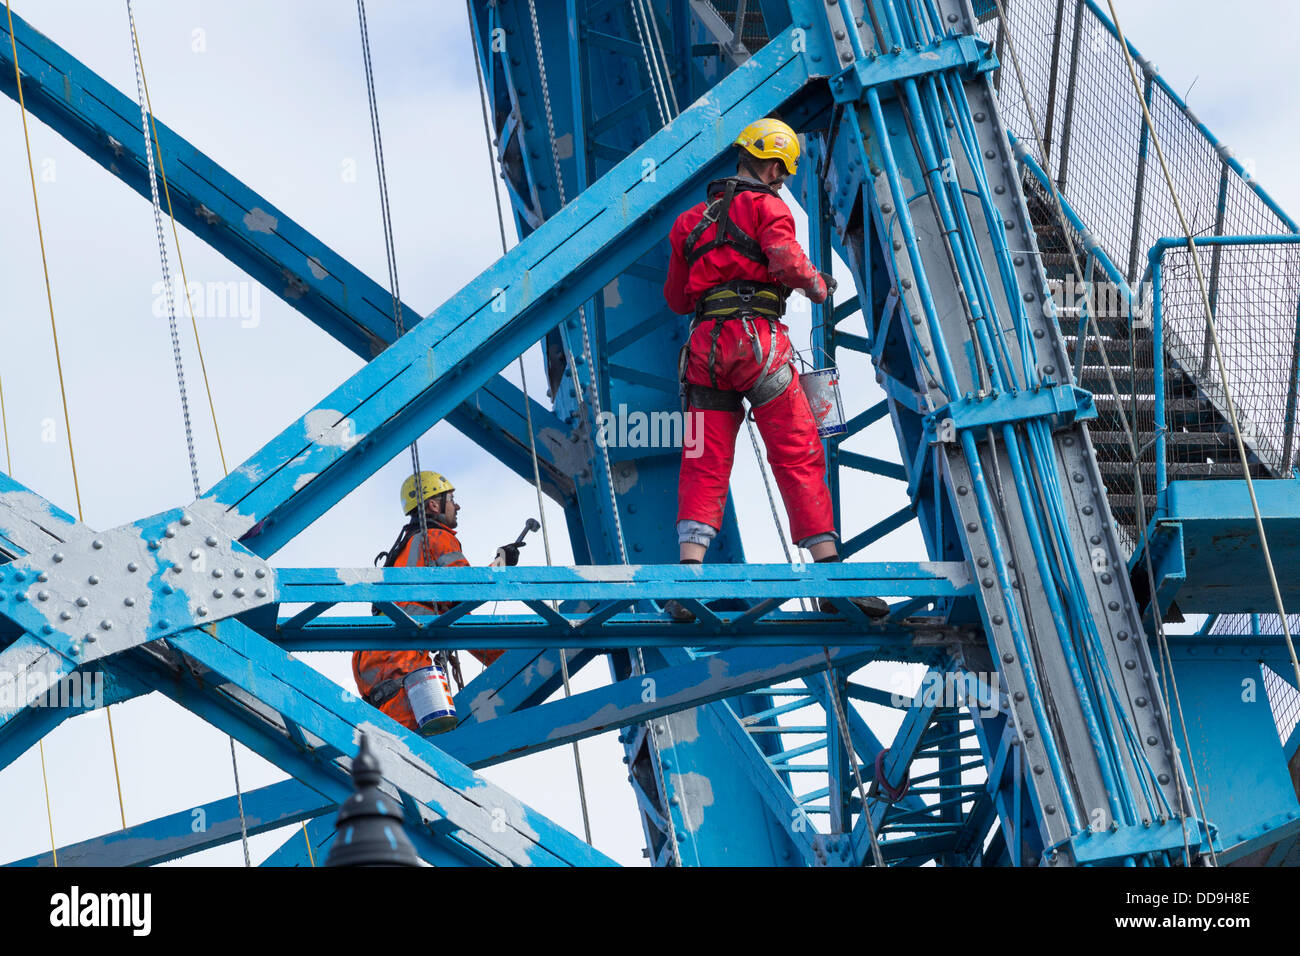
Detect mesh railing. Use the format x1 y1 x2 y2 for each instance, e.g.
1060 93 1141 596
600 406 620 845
1156 242 1300 481
982 0 1294 282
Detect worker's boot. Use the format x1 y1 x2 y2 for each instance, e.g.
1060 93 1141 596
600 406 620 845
819 595 890 619
662 599 696 623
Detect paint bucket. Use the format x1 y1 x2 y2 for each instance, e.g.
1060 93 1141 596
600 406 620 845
800 367 847 437
404 664 457 736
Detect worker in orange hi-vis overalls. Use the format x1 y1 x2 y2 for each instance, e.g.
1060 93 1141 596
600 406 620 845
352 471 515 732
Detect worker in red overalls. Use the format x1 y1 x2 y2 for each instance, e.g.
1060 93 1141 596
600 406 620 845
352 471 514 732
663 117 888 621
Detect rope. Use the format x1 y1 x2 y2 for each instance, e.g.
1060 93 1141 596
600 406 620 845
526 0 630 566
469 0 593 845
821 657 886 866
125 0 251 864
0 345 58 866
301 821 316 866
8 0 129 836
638 0 679 115
1104 0 1300 707
629 0 667 125
992 0 1210 864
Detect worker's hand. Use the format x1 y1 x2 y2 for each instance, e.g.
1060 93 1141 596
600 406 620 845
495 542 523 566
819 271 838 296
803 272 830 305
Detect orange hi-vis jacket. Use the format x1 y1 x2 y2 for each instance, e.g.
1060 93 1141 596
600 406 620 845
352 522 503 731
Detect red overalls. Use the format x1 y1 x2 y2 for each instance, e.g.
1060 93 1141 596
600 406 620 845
664 178 835 545
352 523 503 731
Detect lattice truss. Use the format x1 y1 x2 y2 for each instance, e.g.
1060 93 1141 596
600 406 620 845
1 0 1298 868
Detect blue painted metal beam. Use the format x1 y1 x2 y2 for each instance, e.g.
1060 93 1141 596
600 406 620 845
0 8 574 507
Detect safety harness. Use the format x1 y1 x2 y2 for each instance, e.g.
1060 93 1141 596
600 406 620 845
680 177 796 413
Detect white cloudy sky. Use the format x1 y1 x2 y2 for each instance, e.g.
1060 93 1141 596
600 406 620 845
0 1 1296 868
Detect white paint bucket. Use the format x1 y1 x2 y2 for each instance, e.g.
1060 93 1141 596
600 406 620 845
404 664 457 736
800 367 847 437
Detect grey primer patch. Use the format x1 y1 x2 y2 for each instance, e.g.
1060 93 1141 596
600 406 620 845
307 256 328 280
602 278 623 308
612 459 638 495
669 771 714 833
243 207 279 234
554 132 574 161
539 427 591 475
666 706 701 745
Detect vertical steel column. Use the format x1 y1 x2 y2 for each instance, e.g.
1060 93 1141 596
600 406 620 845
1200 158 1231 379
1124 64 1155 286
1054 0 1085 190
1040 0 1069 164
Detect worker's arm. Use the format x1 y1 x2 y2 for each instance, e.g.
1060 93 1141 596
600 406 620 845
754 195 829 303
663 217 696 315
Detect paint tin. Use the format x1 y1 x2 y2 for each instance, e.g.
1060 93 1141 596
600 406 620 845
404 664 457 736
800 367 847 437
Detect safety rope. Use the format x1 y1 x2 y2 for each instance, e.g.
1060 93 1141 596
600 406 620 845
7 0 129 838
637 0 678 115
125 0 251 866
526 0 630 567
992 0 1210 865
469 0 593 845
1105 0 1300 707
629 0 667 126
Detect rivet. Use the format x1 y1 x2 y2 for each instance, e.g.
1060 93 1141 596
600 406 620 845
92 539 104 550
52 552 64 563
172 565 183 575
1135 697 1147 707
992 614 1004 625
1063 437 1074 447
982 577 994 588
255 587 267 598
233 569 245 579
36 590 49 601
180 514 192 526
16 592 26 602
100 619 112 630
977 556 989 568
1014 691 1025 702
75 597 89 608
881 202 894 214
165 529 176 539
42 624 53 635
1013 257 1024 266
1033 328 1044 338
1024 729 1035 739
159 619 170 629
162 584 174 595
148 541 160 551
1002 652 1014 663
1108 601 1120 611
1023 292 1035 302
233 587 246 598
1100 573 1112 584
124 597 135 607
254 569 267 579
1146 735 1158 746
1043 365 1055 375
966 522 978 532
1004 219 1014 230
984 149 995 159
205 536 218 547
197 606 209 617
14 571 25 582
127 561 139 572
1033 764 1044 775
1082 505 1094 515
957 485 968 495
88 574 100 585
1157 773 1170 785
1045 804 1056 815
974 111 985 121
1090 535 1101 545
37 571 47 582
189 549 201 560
59 611 71 621
1124 660 1136 669
213 569 224 579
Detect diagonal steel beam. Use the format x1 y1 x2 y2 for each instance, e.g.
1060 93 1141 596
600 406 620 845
0 8 573 507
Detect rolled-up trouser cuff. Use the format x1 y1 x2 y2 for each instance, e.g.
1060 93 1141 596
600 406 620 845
677 519 719 547
796 531 838 550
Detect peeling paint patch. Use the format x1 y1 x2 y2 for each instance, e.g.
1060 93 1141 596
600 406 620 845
468 688 503 722
307 256 328 280
304 409 362 450
669 771 714 833
602 278 622 309
337 567 386 585
571 565 640 582
612 459 638 495
539 427 590 476
667 706 700 744
244 207 278 234
554 132 574 161
292 472 317 492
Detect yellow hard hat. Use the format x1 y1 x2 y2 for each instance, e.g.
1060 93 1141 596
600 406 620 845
400 470 454 514
734 117 800 175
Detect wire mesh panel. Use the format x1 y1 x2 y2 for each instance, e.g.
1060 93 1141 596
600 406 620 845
1158 243 1300 480
982 1 1292 277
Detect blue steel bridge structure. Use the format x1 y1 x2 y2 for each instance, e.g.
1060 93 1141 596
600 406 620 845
2 0 1300 867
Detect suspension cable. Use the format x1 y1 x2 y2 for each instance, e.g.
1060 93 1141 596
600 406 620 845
469 0 593 845
7 0 129 837
125 0 251 865
1104 0 1300 707
991 0 1211 864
